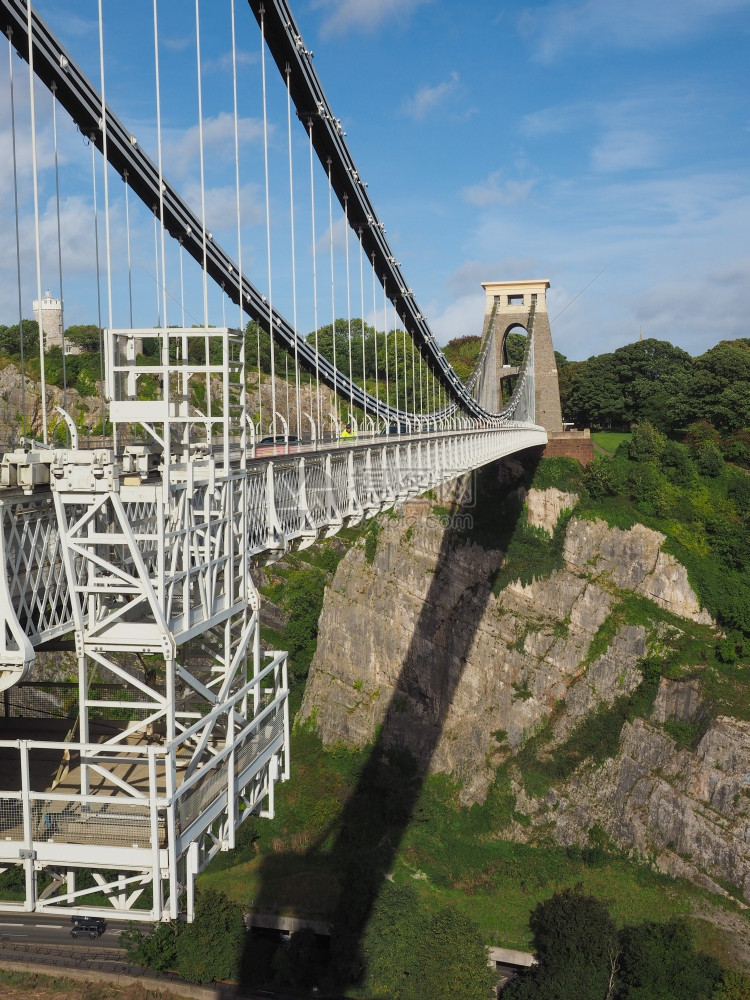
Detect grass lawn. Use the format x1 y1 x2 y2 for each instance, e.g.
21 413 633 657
591 430 632 453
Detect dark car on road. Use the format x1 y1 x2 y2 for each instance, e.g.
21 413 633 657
70 915 106 938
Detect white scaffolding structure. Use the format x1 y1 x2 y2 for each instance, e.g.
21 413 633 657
0 328 290 921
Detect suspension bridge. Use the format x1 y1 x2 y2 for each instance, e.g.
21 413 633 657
0 0 560 921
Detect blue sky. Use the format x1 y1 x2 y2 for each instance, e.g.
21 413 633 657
1 0 748 363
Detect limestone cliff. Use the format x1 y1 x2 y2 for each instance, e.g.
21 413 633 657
300 465 750 905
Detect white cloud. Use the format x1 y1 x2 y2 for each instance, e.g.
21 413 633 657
162 113 265 178
315 215 349 258
427 259 540 344
311 0 433 37
445 260 502 299
590 128 662 172
202 50 258 74
521 90 692 174
429 293 486 345
400 72 461 121
0 121 57 207
163 35 194 53
462 171 536 207
520 102 590 137
36 6 97 39
519 0 750 62
181 183 265 232
437 165 750 361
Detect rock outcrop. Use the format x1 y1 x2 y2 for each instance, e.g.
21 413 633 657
525 486 578 535
551 704 750 903
299 464 750 904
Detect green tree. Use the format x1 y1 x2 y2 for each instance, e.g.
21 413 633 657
563 353 627 428
120 890 246 983
65 324 102 352
560 338 693 431
713 969 750 999
444 334 481 381
504 887 620 1000
690 341 750 429
282 565 328 684
661 439 695 487
612 339 693 432
0 319 39 358
617 918 721 999
686 419 721 452
697 443 725 477
360 882 493 1000
505 331 527 367
728 472 750 517
360 881 422 997
584 455 619 499
308 317 378 383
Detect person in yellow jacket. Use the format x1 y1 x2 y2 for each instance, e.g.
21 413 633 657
340 423 355 439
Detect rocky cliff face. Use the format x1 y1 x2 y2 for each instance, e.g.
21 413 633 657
549 704 750 902
300 464 750 905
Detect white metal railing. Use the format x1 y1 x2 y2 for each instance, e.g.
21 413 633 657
0 424 547 667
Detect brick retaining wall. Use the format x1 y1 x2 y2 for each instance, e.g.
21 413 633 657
542 430 594 466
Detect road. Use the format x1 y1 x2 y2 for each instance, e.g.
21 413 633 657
0 912 129 949
0 914 341 999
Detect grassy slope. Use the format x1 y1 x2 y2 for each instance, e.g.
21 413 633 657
202 724 747 964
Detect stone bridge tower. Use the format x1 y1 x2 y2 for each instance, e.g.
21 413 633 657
480 279 563 433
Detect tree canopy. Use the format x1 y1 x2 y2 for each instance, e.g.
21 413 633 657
65 324 102 352
505 888 722 1000
559 337 750 436
0 319 39 357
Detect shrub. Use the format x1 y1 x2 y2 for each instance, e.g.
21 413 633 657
685 419 721 452
698 443 725 477
532 456 582 493
282 565 328 683
713 969 750 999
175 888 246 984
120 920 179 972
662 439 695 487
360 882 493 1000
364 519 381 563
628 421 667 463
584 455 618 499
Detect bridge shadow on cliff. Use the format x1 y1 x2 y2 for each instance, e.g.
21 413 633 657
241 449 541 991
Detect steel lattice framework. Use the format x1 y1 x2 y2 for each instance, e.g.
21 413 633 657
0 0 548 921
